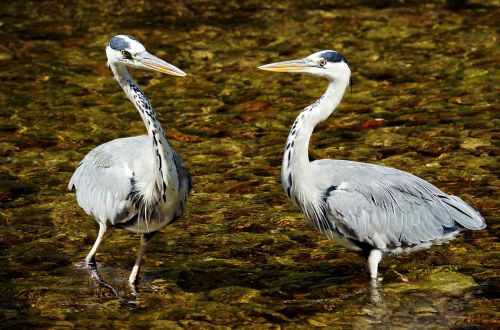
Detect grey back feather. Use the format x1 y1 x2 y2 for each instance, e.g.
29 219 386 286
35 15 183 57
310 160 485 249
69 135 191 229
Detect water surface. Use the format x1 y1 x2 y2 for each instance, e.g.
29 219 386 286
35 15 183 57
0 0 498 328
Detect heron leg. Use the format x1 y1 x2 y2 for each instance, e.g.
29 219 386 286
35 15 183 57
128 232 155 292
85 223 116 292
367 249 383 280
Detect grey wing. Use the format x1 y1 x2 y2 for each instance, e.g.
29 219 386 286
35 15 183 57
68 136 152 225
318 161 485 249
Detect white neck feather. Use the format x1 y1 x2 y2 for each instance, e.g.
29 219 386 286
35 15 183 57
108 63 179 201
281 75 350 207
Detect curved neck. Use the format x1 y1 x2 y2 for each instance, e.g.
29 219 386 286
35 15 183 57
109 63 158 128
282 76 349 199
109 63 179 198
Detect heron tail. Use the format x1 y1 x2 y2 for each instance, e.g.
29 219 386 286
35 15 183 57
441 195 486 230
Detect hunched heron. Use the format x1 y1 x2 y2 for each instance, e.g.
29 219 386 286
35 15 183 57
259 50 486 281
69 35 191 292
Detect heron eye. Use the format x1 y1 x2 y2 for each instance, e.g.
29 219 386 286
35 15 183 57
319 59 327 67
121 50 132 59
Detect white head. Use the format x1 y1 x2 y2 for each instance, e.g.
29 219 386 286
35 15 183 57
258 50 351 82
105 35 186 76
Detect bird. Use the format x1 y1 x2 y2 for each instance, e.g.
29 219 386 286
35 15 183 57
68 35 191 293
258 50 486 282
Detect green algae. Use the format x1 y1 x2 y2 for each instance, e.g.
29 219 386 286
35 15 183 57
384 267 479 294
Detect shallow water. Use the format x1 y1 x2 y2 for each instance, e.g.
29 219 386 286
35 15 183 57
0 0 498 328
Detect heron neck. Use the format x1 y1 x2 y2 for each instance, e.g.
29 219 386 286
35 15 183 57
282 77 349 199
109 63 179 198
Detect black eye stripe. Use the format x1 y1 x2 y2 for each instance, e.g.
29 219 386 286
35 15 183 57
121 50 133 59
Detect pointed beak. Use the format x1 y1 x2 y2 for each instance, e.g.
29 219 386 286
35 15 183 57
258 58 315 73
138 52 187 76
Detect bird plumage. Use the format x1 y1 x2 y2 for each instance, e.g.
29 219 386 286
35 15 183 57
259 50 485 280
69 35 190 292
69 135 191 233
315 159 483 248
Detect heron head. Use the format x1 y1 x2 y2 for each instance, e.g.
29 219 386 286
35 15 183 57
258 50 350 81
105 35 186 76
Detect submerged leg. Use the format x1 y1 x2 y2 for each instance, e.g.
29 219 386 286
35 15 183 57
85 223 117 293
128 232 156 292
86 222 110 278
367 249 383 280
365 250 383 302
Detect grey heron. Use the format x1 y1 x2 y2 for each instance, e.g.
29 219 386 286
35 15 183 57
69 35 191 292
259 50 486 281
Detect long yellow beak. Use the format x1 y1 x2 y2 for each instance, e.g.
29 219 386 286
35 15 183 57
139 52 187 76
258 58 315 73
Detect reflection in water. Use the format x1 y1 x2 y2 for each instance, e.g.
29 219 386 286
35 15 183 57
0 0 498 328
370 279 382 303
75 260 123 298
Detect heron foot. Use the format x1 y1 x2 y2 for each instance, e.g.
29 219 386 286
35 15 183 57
128 263 141 294
369 278 383 303
86 257 121 297
86 256 104 282
129 277 139 296
86 256 100 280
89 273 121 297
392 269 408 282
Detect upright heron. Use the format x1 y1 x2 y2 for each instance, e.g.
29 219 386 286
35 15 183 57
69 35 191 292
259 51 486 281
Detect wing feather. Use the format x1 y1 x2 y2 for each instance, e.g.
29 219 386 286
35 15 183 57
68 136 154 225
315 160 485 249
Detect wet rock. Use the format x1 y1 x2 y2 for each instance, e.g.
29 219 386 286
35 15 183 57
460 137 491 151
207 286 261 304
384 268 478 294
